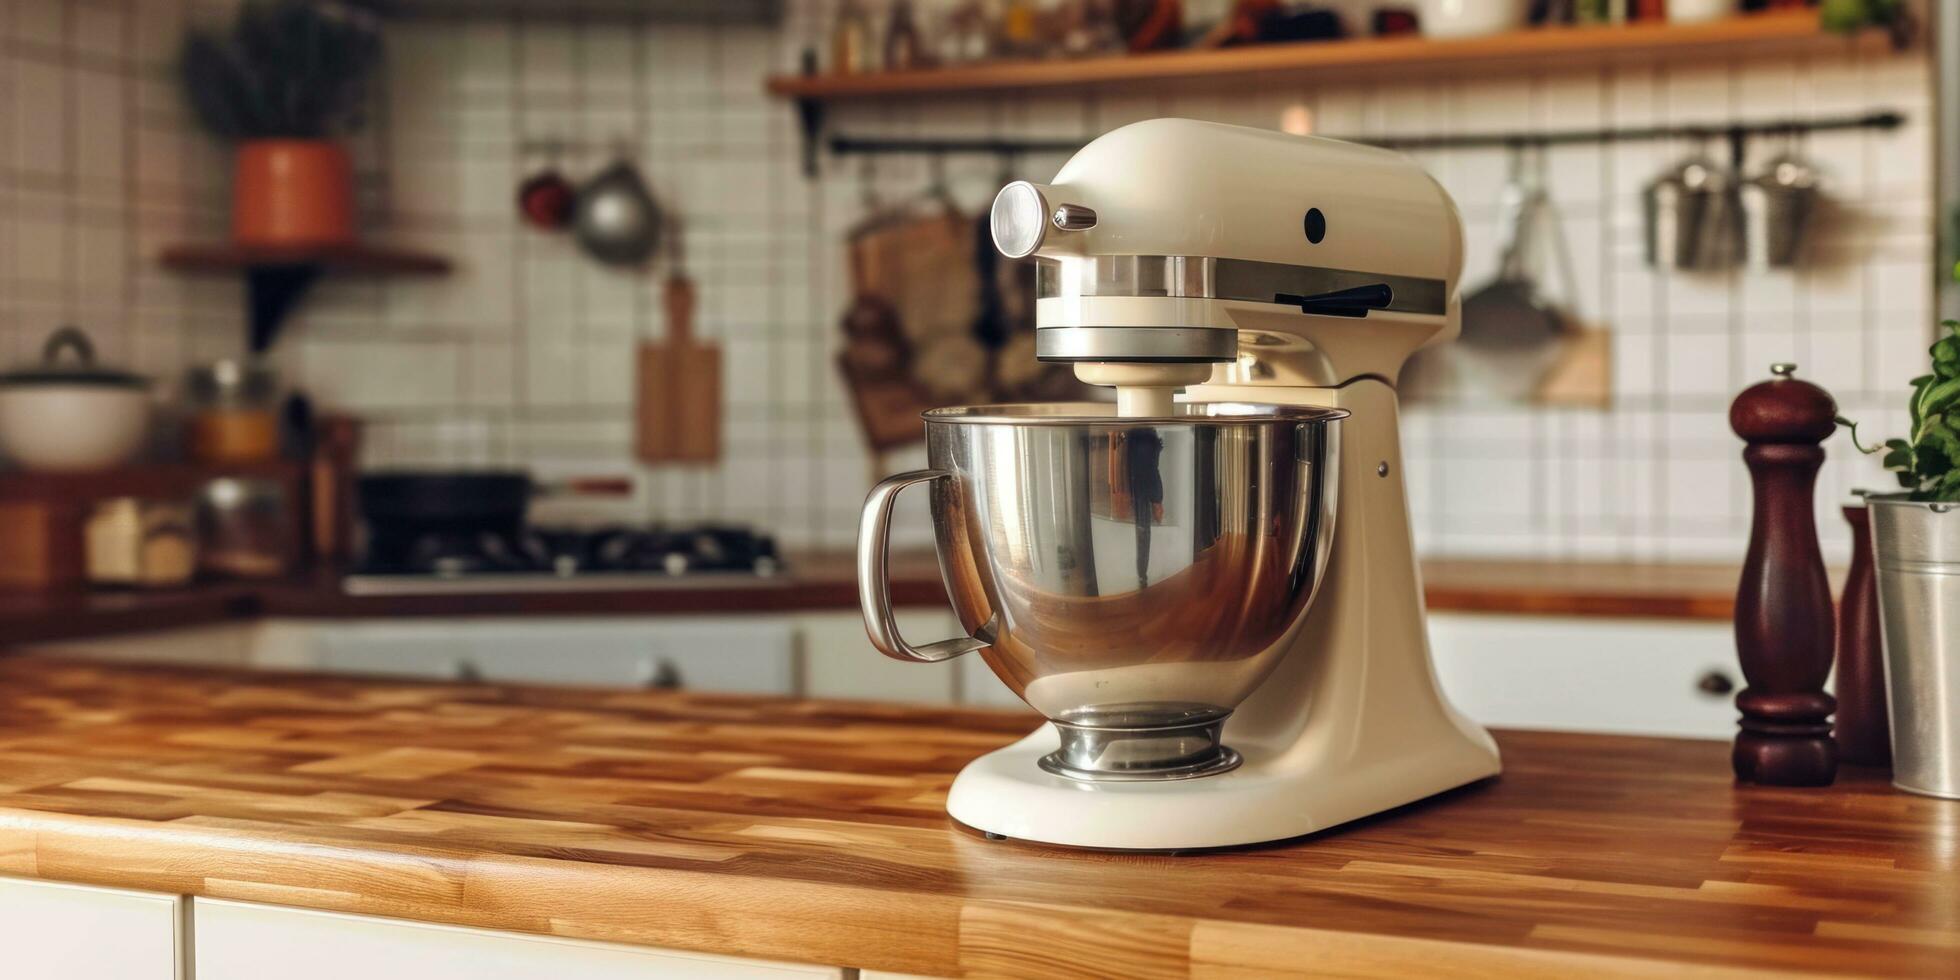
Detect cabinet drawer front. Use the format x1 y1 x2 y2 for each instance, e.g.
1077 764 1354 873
1429 613 1738 739
311 622 468 679
300 618 798 694
0 876 180 980
465 620 797 693
800 611 959 704
193 899 841 980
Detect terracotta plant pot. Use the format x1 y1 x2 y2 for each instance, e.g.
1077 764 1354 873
232 140 355 246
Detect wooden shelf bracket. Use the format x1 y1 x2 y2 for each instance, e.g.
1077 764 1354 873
247 264 326 353
159 243 451 352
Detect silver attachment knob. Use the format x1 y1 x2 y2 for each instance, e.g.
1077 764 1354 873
1770 362 1797 377
1051 204 1097 231
991 181 1051 258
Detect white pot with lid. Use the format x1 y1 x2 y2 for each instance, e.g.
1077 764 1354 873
0 326 153 471
1417 0 1527 39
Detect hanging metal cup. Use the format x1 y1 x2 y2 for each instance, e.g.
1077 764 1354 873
1741 148 1818 269
1644 150 1740 271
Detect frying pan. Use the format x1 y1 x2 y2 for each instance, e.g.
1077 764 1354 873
357 471 632 537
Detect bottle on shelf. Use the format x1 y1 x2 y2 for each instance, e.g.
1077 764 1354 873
938 1 994 64
885 0 928 70
830 0 876 74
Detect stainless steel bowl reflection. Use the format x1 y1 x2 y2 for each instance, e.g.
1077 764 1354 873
857 402 1346 781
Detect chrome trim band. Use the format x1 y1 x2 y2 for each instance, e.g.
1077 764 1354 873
1036 254 1447 316
1035 326 1239 362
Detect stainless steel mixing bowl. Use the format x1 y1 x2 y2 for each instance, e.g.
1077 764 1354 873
858 402 1346 781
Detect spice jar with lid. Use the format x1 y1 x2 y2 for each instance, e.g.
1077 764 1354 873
185 359 279 463
84 497 197 588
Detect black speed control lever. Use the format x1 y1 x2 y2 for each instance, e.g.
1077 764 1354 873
1275 283 1394 318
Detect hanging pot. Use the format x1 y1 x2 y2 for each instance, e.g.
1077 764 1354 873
518 166 577 231
232 140 356 246
573 159 663 266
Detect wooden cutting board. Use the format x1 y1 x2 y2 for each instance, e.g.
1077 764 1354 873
635 275 720 463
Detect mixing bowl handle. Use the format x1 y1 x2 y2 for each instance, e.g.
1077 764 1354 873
858 469 988 663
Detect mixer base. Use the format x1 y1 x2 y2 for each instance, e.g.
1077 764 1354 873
1039 704 1241 781
1038 745 1242 782
948 721 1501 851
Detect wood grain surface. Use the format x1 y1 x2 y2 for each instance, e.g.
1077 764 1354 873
3 557 1762 646
0 657 1953 978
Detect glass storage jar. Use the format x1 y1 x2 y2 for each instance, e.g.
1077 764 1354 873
184 359 279 463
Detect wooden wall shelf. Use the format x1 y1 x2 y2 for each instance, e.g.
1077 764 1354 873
0 461 306 591
159 243 452 351
160 243 451 276
0 461 302 502
766 11 1881 102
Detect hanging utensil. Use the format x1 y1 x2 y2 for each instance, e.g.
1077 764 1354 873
1462 146 1563 350
1447 147 1592 405
634 222 721 464
1742 138 1819 269
516 141 576 232
1645 144 1741 271
574 156 663 266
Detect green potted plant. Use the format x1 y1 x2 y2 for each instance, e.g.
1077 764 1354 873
1840 319 1960 799
179 0 382 247
1819 0 1915 49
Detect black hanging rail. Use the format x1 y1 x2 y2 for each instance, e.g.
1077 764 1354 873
1372 109 1904 150
829 135 1080 157
820 110 1905 169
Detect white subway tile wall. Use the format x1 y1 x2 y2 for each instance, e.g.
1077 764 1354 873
0 0 244 400
3 0 1936 562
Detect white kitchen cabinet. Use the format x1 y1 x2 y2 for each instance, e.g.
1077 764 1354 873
798 610 959 704
0 876 182 980
192 898 841 980
25 622 257 667
808 607 1027 709
1428 612 1738 739
262 613 968 703
953 612 1739 735
281 617 796 694
300 620 467 679
464 619 797 693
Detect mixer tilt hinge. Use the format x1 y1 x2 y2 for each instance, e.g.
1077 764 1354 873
1275 282 1394 318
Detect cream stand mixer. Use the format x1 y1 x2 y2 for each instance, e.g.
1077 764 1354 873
857 118 1500 850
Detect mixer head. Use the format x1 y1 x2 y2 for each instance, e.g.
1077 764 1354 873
989 118 1466 392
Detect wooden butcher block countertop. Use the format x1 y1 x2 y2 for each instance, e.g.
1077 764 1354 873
0 658 1953 979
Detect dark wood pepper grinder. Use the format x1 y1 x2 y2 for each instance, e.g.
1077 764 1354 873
1730 362 1837 787
1835 500 1890 767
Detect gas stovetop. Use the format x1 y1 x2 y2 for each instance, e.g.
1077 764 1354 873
343 524 782 595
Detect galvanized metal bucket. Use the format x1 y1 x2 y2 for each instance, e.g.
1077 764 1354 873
1868 494 1960 798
